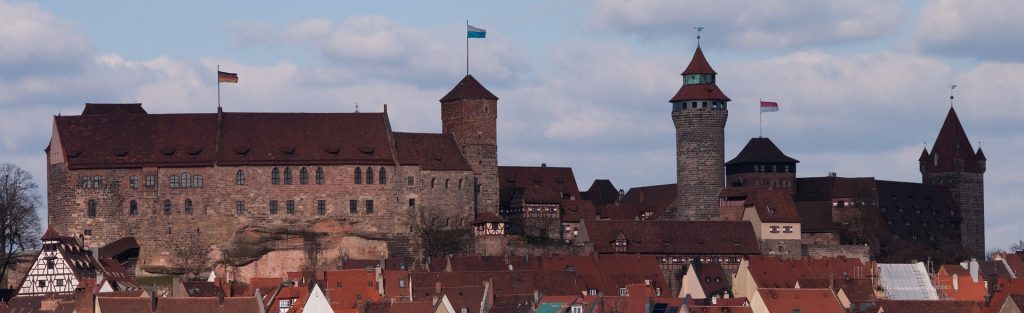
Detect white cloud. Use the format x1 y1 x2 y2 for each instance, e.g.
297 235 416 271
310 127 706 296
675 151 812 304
913 0 1024 61
0 0 91 70
591 0 907 48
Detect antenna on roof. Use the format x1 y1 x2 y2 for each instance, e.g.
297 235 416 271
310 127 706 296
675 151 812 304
949 84 957 107
694 26 704 47
355 102 360 113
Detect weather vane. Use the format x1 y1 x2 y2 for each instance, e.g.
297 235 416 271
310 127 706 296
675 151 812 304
694 26 704 46
949 84 957 107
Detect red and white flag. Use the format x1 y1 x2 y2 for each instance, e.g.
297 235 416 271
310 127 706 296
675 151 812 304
760 101 779 112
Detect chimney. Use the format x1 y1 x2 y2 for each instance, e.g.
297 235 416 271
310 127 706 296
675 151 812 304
435 281 442 296
952 273 959 291
376 265 384 296
150 292 159 312
985 273 998 306
969 258 979 283
828 172 837 177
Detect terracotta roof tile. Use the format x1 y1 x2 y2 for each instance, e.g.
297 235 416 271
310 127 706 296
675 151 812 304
747 256 867 290
682 47 717 75
473 212 507 224
393 132 472 171
499 166 581 204
440 75 498 102
670 84 731 102
617 184 677 220
873 299 982 313
756 288 843 313
581 220 760 255
560 200 598 223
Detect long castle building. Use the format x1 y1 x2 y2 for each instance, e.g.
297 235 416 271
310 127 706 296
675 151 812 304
46 75 499 271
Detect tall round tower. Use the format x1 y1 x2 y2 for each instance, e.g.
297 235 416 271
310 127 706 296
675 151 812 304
663 47 730 220
441 75 499 215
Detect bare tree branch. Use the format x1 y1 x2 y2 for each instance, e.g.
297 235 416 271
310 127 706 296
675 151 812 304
0 163 42 284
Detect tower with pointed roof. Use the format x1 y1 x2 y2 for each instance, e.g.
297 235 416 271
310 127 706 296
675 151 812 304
920 107 985 258
662 46 730 220
441 75 499 214
726 137 799 190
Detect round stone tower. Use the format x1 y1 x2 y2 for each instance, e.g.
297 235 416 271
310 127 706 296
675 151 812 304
663 47 730 220
441 75 499 215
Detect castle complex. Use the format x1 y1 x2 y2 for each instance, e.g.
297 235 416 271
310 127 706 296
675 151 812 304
44 45 987 278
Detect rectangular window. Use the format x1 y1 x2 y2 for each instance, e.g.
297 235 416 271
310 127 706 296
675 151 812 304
129 176 138 189
317 200 326 216
365 200 374 214
46 259 55 269
287 200 295 214
269 200 278 215
782 226 793 233
407 176 414 186
769 226 780 233
56 279 64 287
236 201 245 215
84 229 92 235
38 280 45 288
408 199 415 210
349 200 358 213
145 175 156 187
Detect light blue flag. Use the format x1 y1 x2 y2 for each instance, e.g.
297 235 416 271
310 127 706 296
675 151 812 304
468 25 486 38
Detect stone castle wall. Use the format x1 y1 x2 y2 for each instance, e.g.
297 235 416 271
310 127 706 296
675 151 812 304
924 171 984 259
48 161 474 274
669 109 727 220
442 98 499 214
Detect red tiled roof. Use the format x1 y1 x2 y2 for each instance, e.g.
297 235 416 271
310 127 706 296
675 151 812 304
726 137 799 165
473 212 507 224
98 237 139 260
581 220 760 255
95 296 261 313
720 187 801 223
393 132 472 171
499 166 581 204
687 306 753 313
442 285 486 313
682 47 717 75
756 288 843 313
924 107 983 173
747 256 866 290
670 84 731 102
82 103 147 115
440 75 498 102
411 271 587 298
183 281 225 298
560 200 598 223
873 299 982 313
323 270 381 310
41 226 60 241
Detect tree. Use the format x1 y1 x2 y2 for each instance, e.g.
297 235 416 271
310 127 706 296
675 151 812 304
408 207 472 258
171 229 212 280
0 163 42 283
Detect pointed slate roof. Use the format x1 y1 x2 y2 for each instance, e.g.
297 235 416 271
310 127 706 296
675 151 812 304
41 225 60 241
925 107 982 173
726 137 799 165
976 147 986 160
682 47 717 75
440 75 498 102
918 148 930 162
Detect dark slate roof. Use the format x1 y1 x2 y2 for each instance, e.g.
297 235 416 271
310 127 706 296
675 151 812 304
924 107 983 173
794 201 834 232
670 84 731 102
82 103 147 115
560 199 598 223
617 183 677 220
183 281 225 298
98 237 139 260
875 180 960 245
726 137 799 165
440 75 498 102
583 179 619 206
393 132 472 171
581 220 760 255
794 177 877 203
682 47 717 75
499 166 581 204
41 226 60 241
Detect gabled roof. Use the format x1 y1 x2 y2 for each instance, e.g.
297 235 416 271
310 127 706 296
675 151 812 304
41 226 60 241
925 107 983 173
393 132 472 171
877 262 938 300
722 188 801 223
872 299 982 313
756 288 843 313
82 103 147 115
440 75 498 102
411 271 587 300
747 256 866 289
560 199 597 223
581 220 760 255
617 183 677 220
726 137 799 165
583 179 619 206
499 166 581 204
473 212 507 225
682 47 717 75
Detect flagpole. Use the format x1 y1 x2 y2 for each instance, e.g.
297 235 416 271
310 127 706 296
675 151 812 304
217 65 221 110
466 20 470 76
759 98 763 138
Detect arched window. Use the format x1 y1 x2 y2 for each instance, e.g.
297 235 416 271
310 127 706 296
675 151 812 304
315 167 324 185
366 167 374 185
271 167 280 185
445 179 450 189
93 176 103 187
184 199 193 214
170 175 180 188
163 200 172 215
236 170 245 185
284 167 293 185
181 172 192 188
354 167 362 184
129 200 138 216
194 176 203 188
300 167 309 185
87 200 97 218
378 168 386 185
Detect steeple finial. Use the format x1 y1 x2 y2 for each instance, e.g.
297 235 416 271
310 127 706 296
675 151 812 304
949 84 957 107
694 26 704 47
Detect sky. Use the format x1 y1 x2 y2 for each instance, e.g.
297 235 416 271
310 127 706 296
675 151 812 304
1 0 1023 251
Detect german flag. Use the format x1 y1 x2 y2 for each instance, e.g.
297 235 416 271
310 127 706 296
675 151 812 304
218 71 238 83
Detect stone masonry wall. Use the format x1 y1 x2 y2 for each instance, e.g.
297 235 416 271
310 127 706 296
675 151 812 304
441 98 499 215
924 171 984 259
668 109 727 220
48 162 474 275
